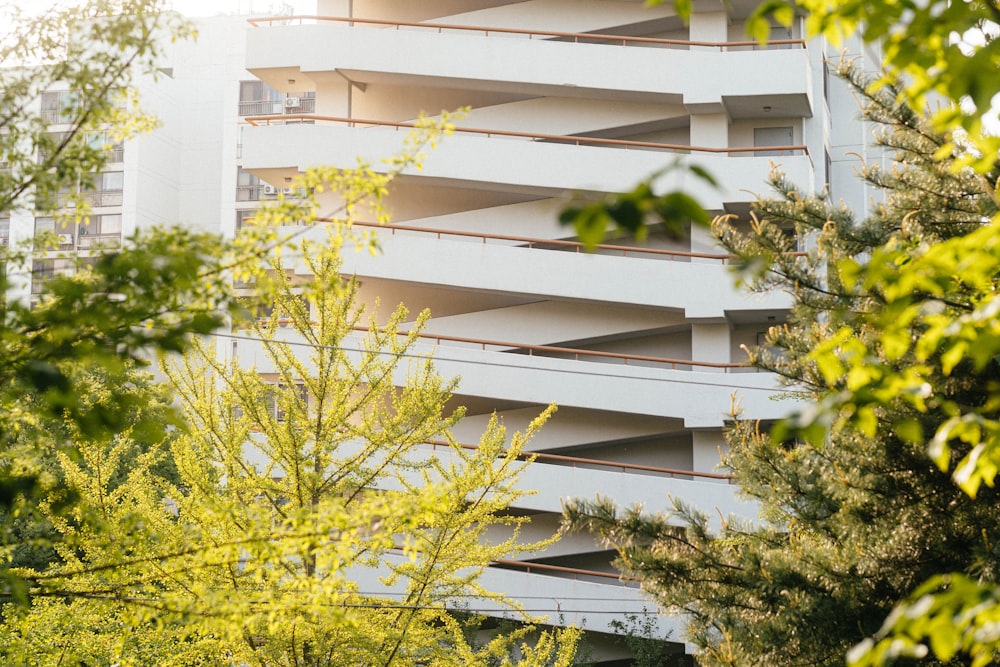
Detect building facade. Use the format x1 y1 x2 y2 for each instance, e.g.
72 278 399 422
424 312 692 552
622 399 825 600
17 2 880 663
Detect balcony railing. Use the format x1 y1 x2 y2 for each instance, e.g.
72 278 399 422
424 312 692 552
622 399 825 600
364 326 747 372
239 100 282 116
41 109 73 124
81 190 123 208
237 184 264 201
344 220 751 263
285 97 316 114
247 14 806 51
245 319 753 372
245 114 810 158
423 438 734 482
77 233 121 250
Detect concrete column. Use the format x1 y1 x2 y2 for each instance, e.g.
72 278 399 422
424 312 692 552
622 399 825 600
691 322 731 370
689 11 728 45
6 209 34 303
692 429 729 481
689 221 719 255
690 112 728 149
315 78 351 117
688 111 729 254
317 0 351 16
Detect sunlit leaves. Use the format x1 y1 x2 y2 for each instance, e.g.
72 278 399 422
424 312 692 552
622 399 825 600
752 0 1000 173
0 0 193 214
559 162 716 249
849 575 1000 667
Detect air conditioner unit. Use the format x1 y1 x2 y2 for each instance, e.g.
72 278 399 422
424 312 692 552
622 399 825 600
280 187 295 195
262 184 277 195
285 97 300 108
57 234 74 245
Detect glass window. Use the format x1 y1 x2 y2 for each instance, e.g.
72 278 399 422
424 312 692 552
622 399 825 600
31 258 73 293
236 209 257 231
34 216 55 235
236 167 262 201
40 91 77 123
99 171 124 192
98 213 122 234
264 383 308 421
239 80 282 116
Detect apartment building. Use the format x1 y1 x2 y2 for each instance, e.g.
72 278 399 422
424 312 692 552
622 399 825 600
17 2 878 663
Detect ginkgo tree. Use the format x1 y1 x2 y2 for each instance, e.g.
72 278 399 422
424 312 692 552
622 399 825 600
0 226 579 666
0 1 579 660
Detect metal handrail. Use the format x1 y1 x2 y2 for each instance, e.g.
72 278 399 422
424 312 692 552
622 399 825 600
246 14 807 52
343 220 736 262
491 558 637 584
348 324 744 372
252 318 746 371
244 113 809 157
384 543 637 584
423 438 734 481
316 221 808 263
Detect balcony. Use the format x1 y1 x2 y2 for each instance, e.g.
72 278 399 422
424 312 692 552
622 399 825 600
236 327 798 427
246 17 812 115
242 119 813 209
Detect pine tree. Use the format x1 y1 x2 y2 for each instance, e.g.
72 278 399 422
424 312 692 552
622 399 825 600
563 63 1000 667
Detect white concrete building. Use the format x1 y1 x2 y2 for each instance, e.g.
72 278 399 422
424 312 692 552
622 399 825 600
17 2 880 663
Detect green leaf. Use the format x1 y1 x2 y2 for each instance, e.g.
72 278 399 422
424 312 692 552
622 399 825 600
657 191 710 226
687 164 719 187
893 419 924 445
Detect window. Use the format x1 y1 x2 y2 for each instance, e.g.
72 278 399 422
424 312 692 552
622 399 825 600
37 131 71 165
754 24 794 50
236 167 262 201
31 258 74 293
86 131 124 163
251 293 309 323
236 208 257 231
0 216 8 247
34 216 56 241
232 382 308 423
264 383 309 422
35 216 78 250
239 80 282 116
40 91 77 124
78 214 122 249
36 213 122 250
83 171 124 207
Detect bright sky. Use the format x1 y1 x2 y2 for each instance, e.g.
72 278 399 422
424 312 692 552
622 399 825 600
0 0 315 19
165 0 314 16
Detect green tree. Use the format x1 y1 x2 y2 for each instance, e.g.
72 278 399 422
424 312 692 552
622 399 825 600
560 2 1000 663
0 0 193 213
2 232 579 666
0 0 232 554
563 0 1000 243
0 2 578 662
563 64 1000 667
748 0 1000 172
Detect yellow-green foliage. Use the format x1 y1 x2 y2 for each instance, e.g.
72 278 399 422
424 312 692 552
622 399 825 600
2 123 576 665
